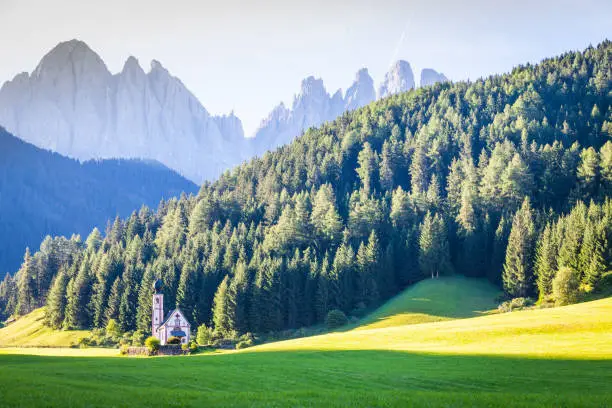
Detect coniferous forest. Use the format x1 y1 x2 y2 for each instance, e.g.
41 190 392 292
0 41 610 339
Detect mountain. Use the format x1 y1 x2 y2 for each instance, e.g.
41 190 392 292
0 127 198 276
420 68 448 87
0 40 245 184
0 41 448 182
378 61 416 98
252 68 379 155
1 41 609 333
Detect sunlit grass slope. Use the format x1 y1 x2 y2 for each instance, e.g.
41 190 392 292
0 298 610 407
0 308 90 347
254 297 612 359
357 276 500 330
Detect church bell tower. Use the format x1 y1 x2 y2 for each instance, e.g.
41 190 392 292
152 279 164 338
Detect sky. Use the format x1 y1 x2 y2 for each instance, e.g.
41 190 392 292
0 0 610 136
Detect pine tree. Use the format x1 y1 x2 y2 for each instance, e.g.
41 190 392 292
502 198 536 298
16 248 37 315
176 259 203 325
356 142 379 195
418 213 452 279
44 268 69 329
63 260 93 329
104 277 122 325
135 266 155 333
229 261 249 334
212 275 234 336
577 147 599 196
119 264 140 331
534 223 558 301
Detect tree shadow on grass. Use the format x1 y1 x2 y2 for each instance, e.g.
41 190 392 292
0 349 610 407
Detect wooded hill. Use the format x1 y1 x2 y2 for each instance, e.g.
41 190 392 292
0 41 610 338
0 129 198 277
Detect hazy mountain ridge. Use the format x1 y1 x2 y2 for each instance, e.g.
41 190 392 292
0 40 246 183
0 40 448 182
0 126 198 275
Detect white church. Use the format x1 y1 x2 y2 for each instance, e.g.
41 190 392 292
151 279 191 345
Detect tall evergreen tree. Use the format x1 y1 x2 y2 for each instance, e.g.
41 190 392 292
502 198 536 298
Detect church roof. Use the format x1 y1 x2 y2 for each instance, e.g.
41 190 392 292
157 308 191 330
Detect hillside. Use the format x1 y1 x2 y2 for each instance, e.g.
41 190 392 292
0 308 89 348
0 127 198 276
0 41 610 337
0 298 610 407
254 297 612 359
356 276 500 330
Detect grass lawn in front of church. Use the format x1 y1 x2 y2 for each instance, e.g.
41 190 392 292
0 297 610 407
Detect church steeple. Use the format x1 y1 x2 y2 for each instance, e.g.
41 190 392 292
152 279 164 338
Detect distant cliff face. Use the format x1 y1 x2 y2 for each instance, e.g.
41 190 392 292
251 68 378 155
420 68 449 87
0 40 449 182
0 40 245 183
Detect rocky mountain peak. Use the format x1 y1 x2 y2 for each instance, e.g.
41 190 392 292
420 68 449 87
378 60 415 98
344 68 375 111
33 39 110 80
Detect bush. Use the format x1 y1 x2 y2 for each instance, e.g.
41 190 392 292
188 340 199 353
325 309 348 330
196 324 214 345
77 336 90 348
167 336 181 345
181 343 190 352
119 345 129 355
131 330 146 346
145 336 160 354
236 338 254 349
105 319 121 339
498 297 534 313
553 266 580 306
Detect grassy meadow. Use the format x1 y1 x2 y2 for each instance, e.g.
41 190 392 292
0 307 90 348
0 279 611 407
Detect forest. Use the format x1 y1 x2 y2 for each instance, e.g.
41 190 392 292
0 41 610 340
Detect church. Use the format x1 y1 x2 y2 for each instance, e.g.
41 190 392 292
151 279 191 345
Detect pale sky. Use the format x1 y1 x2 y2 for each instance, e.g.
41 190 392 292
0 0 610 135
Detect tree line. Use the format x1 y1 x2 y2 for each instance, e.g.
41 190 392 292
0 41 610 338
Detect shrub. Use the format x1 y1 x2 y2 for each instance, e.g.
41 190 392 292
553 267 581 306
119 345 129 355
497 297 534 313
105 319 121 339
77 336 90 348
325 309 348 330
167 336 181 345
145 336 160 354
131 330 146 346
236 338 254 350
196 324 214 345
188 341 199 353
181 343 190 352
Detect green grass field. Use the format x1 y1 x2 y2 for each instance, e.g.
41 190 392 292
0 279 611 407
0 308 90 348
356 276 500 329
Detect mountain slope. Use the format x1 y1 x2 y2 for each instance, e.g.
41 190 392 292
0 127 198 275
0 41 609 335
0 40 245 183
254 297 612 358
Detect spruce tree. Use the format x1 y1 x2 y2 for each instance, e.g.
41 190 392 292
502 198 536 298
212 275 234 336
16 248 37 315
44 268 69 329
534 223 559 301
